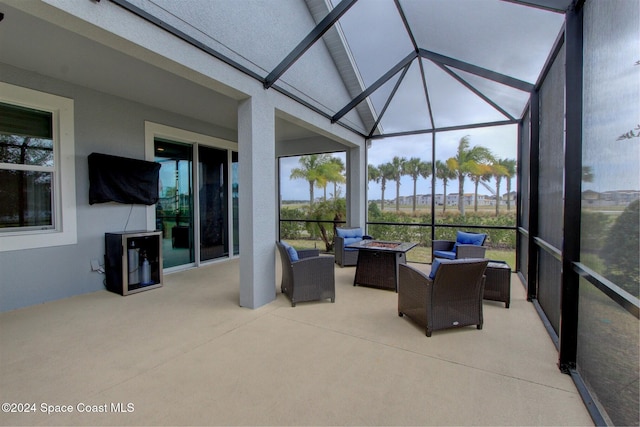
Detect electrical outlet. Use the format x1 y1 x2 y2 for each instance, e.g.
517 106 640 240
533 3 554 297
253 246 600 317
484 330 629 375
90 259 101 271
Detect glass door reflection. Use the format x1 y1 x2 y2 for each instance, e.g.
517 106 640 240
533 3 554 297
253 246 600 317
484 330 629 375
155 139 194 269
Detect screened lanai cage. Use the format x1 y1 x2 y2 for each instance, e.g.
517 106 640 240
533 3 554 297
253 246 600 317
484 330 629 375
273 0 567 268
1 0 638 424
105 1 639 424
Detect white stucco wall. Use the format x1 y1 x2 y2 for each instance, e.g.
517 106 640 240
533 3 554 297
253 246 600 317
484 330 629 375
0 64 236 311
0 0 366 311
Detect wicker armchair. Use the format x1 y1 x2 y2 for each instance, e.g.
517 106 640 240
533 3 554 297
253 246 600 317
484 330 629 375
398 259 488 337
334 227 372 267
432 230 487 260
276 241 335 307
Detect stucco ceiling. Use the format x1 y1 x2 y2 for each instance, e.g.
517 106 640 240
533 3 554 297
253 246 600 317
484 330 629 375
0 3 320 143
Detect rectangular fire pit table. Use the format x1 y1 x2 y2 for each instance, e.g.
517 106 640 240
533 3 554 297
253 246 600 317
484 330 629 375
346 240 417 292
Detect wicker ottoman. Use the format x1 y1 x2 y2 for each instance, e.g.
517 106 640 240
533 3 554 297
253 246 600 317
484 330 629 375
484 262 511 308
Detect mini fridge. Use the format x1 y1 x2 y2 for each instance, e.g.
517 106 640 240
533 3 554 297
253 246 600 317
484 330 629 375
105 231 163 295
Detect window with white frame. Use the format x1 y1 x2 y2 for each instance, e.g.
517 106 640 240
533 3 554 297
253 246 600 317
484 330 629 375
0 82 76 251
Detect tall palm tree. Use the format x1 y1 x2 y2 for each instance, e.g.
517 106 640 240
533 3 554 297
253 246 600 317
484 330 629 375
468 162 493 212
490 159 509 215
318 156 345 200
419 160 433 210
368 164 380 207
446 136 493 216
435 160 456 213
378 162 395 211
501 158 517 211
368 164 381 188
404 157 431 213
390 156 407 212
329 157 346 199
290 154 330 208
316 173 329 202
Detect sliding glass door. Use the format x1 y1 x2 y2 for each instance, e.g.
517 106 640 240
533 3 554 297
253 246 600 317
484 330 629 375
198 146 228 261
153 136 238 270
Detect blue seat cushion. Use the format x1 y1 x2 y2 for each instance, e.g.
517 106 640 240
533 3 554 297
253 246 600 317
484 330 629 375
336 228 363 239
429 259 442 279
456 231 486 246
433 250 456 260
281 241 299 261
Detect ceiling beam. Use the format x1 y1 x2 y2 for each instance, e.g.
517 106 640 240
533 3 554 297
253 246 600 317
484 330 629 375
436 63 516 120
368 119 519 140
367 63 411 138
419 49 534 92
264 0 358 89
394 0 419 53
417 57 436 131
332 51 417 123
500 0 571 14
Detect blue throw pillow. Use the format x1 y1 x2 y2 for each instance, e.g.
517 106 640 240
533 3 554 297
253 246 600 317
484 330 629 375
281 241 299 261
429 259 442 279
456 231 485 246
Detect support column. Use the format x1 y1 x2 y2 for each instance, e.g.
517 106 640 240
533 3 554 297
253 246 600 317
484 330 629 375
346 143 366 228
559 3 583 373
528 91 540 302
238 93 277 308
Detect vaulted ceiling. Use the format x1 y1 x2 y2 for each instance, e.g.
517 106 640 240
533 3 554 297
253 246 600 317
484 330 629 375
106 0 570 139
1 0 572 142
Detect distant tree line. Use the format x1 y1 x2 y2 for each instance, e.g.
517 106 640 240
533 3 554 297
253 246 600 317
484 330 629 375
368 136 516 216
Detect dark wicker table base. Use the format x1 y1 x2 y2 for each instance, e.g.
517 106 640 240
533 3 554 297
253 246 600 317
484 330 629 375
484 262 511 308
353 250 406 291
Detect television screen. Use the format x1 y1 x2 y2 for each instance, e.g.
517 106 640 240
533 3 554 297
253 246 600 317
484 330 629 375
88 152 160 205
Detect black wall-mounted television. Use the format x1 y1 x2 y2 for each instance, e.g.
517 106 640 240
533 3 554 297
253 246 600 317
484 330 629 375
88 152 160 205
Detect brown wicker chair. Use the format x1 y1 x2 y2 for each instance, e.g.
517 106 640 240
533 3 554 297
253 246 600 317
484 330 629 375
334 227 371 267
276 241 335 307
432 231 487 260
398 259 488 337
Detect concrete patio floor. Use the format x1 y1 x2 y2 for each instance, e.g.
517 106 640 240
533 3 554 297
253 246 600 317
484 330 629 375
0 258 593 426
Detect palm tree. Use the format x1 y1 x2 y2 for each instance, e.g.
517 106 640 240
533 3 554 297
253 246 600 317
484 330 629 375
290 154 330 208
490 159 509 215
329 157 346 199
501 158 517 211
377 162 395 211
419 160 433 210
368 164 380 207
404 157 432 213
368 164 380 188
435 160 456 213
446 136 493 216
318 156 345 201
390 156 407 212
468 162 493 212
316 173 329 202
